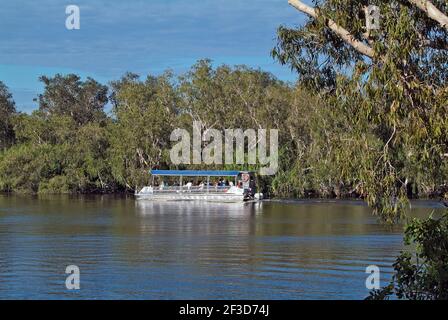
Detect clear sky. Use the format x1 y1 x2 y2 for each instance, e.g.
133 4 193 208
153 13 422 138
0 0 305 112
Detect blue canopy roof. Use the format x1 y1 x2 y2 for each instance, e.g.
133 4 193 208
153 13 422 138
150 170 244 177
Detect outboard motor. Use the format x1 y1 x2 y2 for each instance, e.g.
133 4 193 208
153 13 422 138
242 174 256 201
243 188 254 201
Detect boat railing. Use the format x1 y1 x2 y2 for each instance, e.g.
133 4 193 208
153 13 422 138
152 185 237 194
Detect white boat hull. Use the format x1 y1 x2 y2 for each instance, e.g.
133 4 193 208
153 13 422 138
135 193 245 202
135 186 262 203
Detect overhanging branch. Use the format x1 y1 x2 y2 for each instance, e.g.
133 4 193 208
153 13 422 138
288 0 376 58
408 0 448 30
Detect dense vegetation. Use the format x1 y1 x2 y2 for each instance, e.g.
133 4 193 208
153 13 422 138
0 82 16 151
368 213 448 300
0 54 446 208
273 0 448 222
0 62 299 195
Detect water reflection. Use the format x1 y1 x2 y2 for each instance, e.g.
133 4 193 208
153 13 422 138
136 200 262 216
0 195 443 299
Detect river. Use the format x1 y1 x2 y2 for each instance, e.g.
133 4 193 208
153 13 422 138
0 195 442 300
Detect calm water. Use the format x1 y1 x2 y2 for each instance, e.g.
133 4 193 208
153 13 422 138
0 195 442 300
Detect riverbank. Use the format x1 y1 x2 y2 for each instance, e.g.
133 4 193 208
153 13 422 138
2 190 447 208
2 192 446 212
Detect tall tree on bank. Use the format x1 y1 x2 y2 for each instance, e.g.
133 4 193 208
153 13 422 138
37 74 108 126
109 72 179 190
273 0 448 222
0 75 113 194
0 81 16 150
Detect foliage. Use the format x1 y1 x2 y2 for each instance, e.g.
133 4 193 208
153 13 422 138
368 212 448 300
273 0 448 222
0 61 298 193
0 107 113 194
0 52 446 208
37 74 108 126
108 71 178 190
0 81 16 150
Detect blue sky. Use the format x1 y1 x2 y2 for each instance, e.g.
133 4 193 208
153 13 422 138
0 0 306 112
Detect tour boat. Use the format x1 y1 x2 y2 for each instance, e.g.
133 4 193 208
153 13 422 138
135 170 263 202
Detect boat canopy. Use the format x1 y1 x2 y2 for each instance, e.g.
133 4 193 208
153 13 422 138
150 170 245 177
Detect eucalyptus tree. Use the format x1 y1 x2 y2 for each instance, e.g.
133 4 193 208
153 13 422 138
109 72 179 190
176 60 296 179
273 0 448 222
178 60 292 132
0 81 16 150
1 74 112 194
37 74 108 126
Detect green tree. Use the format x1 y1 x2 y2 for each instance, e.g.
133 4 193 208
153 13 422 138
368 212 448 300
273 0 448 221
37 74 108 126
1 119 115 193
109 72 178 190
177 59 294 182
178 59 292 132
0 81 16 150
0 111 113 194
14 111 77 146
